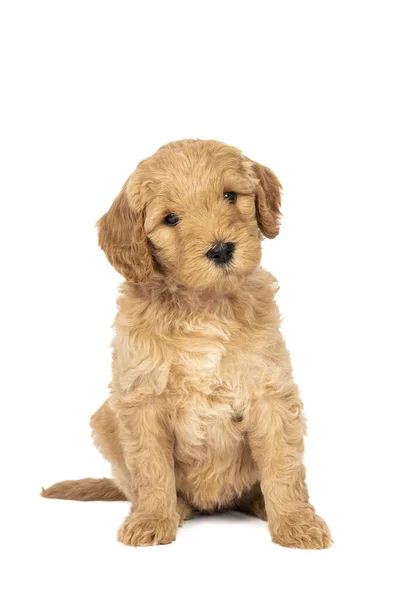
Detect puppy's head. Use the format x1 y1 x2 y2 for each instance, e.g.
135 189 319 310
97 139 281 291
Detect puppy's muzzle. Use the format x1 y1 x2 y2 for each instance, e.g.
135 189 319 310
206 241 235 265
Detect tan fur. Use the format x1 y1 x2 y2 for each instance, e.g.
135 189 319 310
43 139 331 549
41 478 126 501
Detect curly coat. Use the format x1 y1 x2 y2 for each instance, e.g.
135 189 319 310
42 139 331 549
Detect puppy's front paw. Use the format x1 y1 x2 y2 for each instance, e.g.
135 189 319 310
117 512 179 547
271 509 332 549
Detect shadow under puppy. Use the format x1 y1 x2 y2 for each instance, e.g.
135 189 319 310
42 139 332 549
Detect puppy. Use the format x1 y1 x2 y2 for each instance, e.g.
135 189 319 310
42 139 332 549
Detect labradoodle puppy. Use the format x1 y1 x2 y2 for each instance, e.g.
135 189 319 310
42 139 332 549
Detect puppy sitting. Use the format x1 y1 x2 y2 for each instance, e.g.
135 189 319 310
42 139 332 549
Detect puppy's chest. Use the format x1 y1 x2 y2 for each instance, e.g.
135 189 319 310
168 320 267 405
167 321 268 456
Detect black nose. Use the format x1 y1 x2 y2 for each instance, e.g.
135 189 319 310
206 241 235 265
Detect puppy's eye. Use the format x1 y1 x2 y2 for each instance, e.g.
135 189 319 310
164 213 180 226
224 192 237 204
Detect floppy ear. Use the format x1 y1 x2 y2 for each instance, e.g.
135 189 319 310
97 180 154 283
252 162 282 239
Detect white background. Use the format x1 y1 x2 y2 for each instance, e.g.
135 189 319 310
1 1 399 598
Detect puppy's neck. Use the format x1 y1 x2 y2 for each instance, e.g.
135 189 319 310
127 277 240 311
122 267 276 318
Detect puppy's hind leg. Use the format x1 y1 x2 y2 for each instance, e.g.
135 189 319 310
234 482 267 521
177 494 193 524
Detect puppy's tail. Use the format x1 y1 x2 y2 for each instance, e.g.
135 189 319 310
40 477 126 501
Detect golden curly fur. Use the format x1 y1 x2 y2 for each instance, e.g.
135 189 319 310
42 139 332 549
